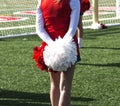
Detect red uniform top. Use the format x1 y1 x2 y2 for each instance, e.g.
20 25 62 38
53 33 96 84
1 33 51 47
33 0 80 72
40 0 71 39
40 0 79 55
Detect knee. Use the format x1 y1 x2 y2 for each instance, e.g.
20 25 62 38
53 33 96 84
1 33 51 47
60 84 71 94
50 81 60 90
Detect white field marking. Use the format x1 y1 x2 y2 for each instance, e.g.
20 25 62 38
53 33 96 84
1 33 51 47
0 8 33 12
14 10 113 16
98 6 116 11
84 11 114 16
0 6 115 12
0 25 35 31
89 6 116 11
84 23 120 29
0 17 120 31
82 17 120 23
1 23 120 39
14 11 36 15
0 32 36 39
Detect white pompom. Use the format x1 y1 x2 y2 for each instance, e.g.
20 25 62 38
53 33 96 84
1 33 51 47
43 36 77 71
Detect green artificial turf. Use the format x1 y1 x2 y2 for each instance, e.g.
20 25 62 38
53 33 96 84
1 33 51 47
0 26 120 106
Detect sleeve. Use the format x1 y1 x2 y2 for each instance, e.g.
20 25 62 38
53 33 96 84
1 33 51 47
64 0 80 39
36 0 53 44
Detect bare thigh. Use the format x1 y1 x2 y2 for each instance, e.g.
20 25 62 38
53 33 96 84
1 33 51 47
60 65 75 91
49 72 60 86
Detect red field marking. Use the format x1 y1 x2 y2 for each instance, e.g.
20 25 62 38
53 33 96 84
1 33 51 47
0 16 27 22
14 6 115 16
14 11 36 15
90 6 116 11
84 11 114 16
99 6 116 11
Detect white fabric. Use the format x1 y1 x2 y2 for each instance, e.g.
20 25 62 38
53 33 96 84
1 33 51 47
43 36 77 71
64 0 80 39
36 0 80 43
36 0 53 44
78 37 82 48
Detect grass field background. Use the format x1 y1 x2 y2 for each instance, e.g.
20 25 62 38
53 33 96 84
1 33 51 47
0 0 120 36
0 25 120 106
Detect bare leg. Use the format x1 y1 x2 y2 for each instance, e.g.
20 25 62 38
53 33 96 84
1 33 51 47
58 65 75 106
49 72 60 106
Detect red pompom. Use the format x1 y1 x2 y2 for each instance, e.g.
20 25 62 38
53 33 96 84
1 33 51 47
33 42 57 73
33 42 48 71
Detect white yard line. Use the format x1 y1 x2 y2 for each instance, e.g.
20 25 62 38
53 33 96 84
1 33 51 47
0 17 120 31
0 32 36 39
0 25 35 31
82 17 120 23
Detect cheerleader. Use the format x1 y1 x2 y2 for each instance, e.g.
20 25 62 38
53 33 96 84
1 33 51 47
77 0 90 48
33 0 80 105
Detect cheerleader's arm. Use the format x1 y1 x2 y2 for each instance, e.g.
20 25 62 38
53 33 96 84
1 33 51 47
64 0 80 38
36 5 53 44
